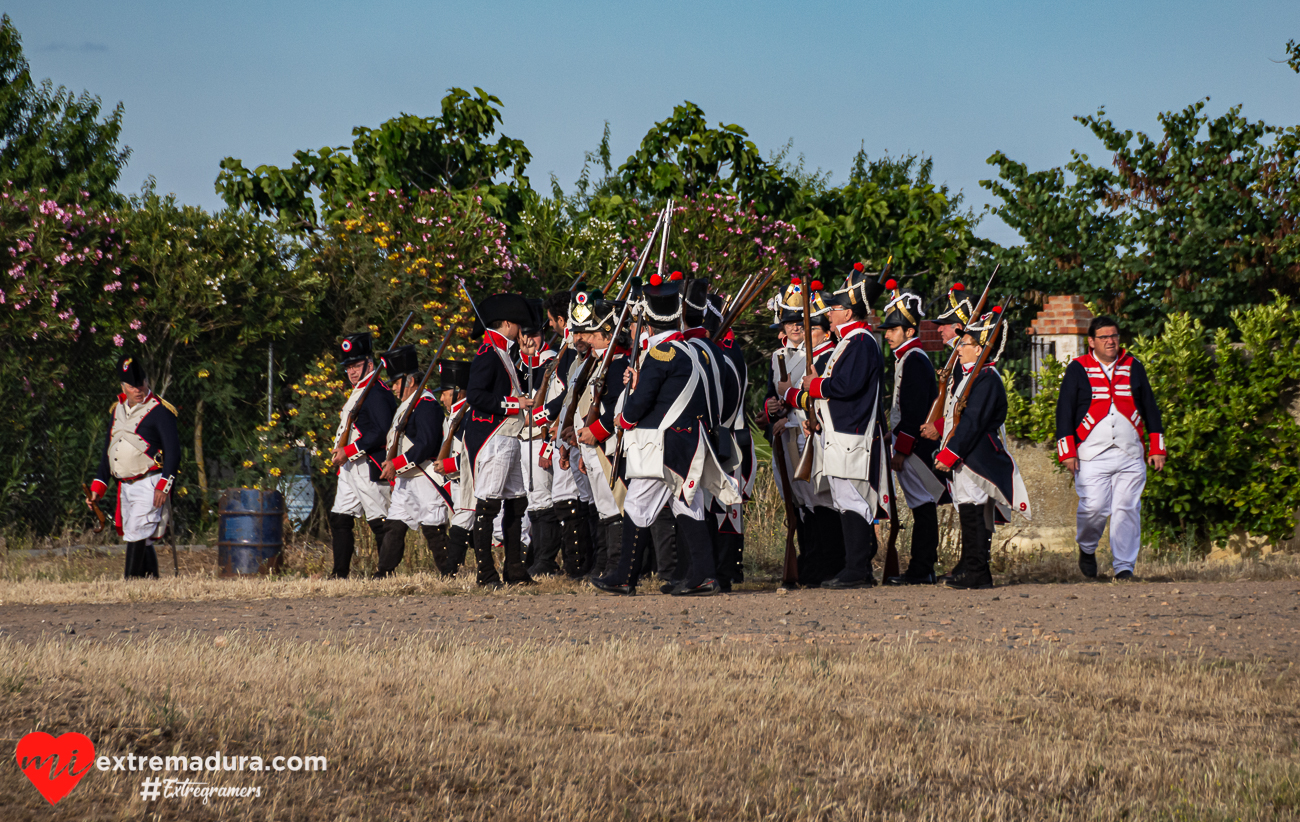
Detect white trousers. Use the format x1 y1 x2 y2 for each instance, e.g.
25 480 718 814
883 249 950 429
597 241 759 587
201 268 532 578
550 447 593 504
518 437 553 510
951 465 990 506
473 435 525 500
388 473 448 529
450 476 475 531
1076 447 1147 573
118 475 170 543
578 443 621 520
828 477 871 521
623 477 705 529
894 456 937 508
332 459 390 520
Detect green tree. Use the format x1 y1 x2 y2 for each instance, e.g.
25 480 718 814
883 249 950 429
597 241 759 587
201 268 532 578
983 100 1300 336
0 15 130 204
216 88 531 230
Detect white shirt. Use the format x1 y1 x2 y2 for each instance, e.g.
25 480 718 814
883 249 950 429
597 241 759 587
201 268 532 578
1077 358 1144 462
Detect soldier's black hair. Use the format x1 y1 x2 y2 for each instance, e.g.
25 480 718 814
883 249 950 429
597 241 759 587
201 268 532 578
1088 316 1120 337
544 291 571 321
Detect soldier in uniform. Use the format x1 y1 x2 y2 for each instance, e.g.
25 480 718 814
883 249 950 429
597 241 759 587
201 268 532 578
1055 316 1166 581
328 332 397 579
87 355 180 579
878 281 950 585
434 359 475 576
377 345 446 578
516 298 558 571
704 292 754 591
463 293 536 587
778 268 891 589
592 270 742 596
570 290 632 577
932 309 1032 589
933 282 973 347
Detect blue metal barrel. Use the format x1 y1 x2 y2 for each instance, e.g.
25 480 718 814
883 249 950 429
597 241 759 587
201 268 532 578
217 489 285 577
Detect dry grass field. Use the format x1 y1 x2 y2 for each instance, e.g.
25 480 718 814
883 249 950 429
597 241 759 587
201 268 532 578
3 632 1299 821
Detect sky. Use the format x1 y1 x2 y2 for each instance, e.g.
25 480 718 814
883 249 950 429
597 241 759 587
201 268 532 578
10 1 1300 246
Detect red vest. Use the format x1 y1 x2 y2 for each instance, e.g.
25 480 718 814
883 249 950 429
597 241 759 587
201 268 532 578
1074 351 1145 443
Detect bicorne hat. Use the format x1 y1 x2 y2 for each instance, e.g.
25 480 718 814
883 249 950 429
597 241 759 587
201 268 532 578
935 282 974 328
478 293 534 328
965 306 1008 362
116 355 147 388
878 279 926 330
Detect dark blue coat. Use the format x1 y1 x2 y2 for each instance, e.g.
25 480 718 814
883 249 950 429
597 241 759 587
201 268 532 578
617 335 710 479
936 366 1015 505
464 330 526 465
92 394 181 493
392 392 446 473
343 378 397 482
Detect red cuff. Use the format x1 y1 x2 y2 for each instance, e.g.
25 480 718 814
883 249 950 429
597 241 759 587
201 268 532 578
391 455 409 471
90 479 108 496
588 418 611 442
1057 435 1078 462
532 407 550 425
616 413 637 431
155 475 174 493
894 431 916 456
502 397 521 416
806 377 826 399
343 443 360 459
440 457 458 475
935 448 959 469
1148 432 1166 457
782 387 800 406
933 418 945 437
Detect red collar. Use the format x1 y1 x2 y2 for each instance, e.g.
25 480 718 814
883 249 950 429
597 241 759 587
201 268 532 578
812 340 835 356
834 321 867 338
683 327 709 340
892 336 922 360
520 353 542 368
483 329 514 351
650 330 684 346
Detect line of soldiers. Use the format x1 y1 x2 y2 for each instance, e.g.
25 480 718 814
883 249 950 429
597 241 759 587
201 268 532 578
323 261 1033 594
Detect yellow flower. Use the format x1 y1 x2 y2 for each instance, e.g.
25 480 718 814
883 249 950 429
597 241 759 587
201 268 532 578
198 369 210 378
288 408 299 416
269 467 282 477
419 338 429 345
242 460 254 468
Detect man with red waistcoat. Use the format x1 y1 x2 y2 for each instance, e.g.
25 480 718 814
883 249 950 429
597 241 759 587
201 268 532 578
1055 316 1166 581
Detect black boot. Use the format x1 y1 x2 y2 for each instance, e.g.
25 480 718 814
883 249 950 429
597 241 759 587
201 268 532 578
592 514 650 595
671 514 720 596
583 502 602 576
124 540 155 578
558 500 593 579
805 505 845 586
374 520 408 578
445 525 471 576
651 504 678 585
715 528 744 591
822 511 877 589
328 512 355 579
527 506 562 577
947 503 994 590
471 499 503 587
600 515 623 578
422 524 451 576
589 509 610 578
501 497 534 584
140 540 160 578
887 502 938 585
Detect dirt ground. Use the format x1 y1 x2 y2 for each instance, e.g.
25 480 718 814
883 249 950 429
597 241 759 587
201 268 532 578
4 579 1298 663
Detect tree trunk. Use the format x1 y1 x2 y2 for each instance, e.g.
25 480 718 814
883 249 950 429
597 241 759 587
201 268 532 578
194 397 209 520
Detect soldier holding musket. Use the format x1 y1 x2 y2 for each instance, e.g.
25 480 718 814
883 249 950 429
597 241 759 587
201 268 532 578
777 266 891 589
328 332 397 579
878 280 950 585
704 291 754 591
377 345 446 578
87 356 180 579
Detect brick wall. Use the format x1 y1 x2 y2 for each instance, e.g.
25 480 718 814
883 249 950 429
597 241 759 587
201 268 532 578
1029 295 1093 336
918 321 944 352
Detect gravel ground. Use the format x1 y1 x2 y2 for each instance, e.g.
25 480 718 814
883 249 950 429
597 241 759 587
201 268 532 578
4 579 1298 662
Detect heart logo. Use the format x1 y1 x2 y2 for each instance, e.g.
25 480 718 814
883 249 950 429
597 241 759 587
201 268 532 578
16 732 95 805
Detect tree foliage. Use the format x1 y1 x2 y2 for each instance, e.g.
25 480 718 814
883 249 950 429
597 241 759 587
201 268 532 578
983 100 1300 336
0 15 129 205
216 88 531 230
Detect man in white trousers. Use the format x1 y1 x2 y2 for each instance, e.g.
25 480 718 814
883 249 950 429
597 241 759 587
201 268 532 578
1055 316 1167 581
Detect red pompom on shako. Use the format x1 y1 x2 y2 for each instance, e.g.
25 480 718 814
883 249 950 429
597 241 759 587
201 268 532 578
853 262 865 272
670 270 683 281
791 276 801 286
951 282 965 292
650 273 663 287
810 279 823 291
992 305 1003 314
885 278 897 290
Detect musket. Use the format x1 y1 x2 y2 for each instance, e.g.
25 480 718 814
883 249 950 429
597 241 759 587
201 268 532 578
608 302 647 489
583 280 641 430
925 265 998 429
82 482 107 534
600 256 631 295
937 299 1011 455
772 353 800 588
433 385 468 470
711 266 781 343
333 311 415 451
793 269 824 483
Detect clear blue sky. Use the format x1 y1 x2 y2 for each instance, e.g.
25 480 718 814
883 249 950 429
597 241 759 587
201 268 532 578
11 1 1300 245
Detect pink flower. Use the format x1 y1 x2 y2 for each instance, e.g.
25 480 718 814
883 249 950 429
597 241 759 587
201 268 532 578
137 333 147 343
113 334 124 347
